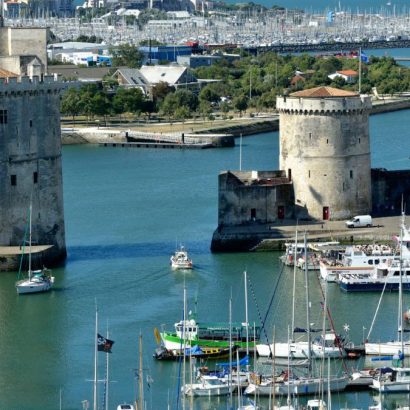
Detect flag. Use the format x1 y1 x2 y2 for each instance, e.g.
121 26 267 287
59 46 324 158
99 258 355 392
360 51 369 63
97 333 114 353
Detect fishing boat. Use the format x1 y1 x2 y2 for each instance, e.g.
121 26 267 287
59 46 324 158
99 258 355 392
170 245 193 270
160 274 260 350
16 203 54 295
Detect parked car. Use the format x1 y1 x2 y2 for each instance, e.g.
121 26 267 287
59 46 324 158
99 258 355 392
345 215 372 228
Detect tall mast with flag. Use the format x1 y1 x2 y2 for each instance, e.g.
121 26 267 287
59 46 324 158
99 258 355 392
93 304 98 410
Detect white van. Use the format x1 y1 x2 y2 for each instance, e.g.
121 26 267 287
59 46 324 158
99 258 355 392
345 215 372 228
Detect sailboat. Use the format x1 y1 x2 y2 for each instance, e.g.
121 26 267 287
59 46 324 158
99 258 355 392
245 234 349 397
15 203 54 294
365 212 410 356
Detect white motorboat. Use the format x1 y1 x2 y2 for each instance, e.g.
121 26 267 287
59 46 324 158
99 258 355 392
117 405 135 410
170 245 193 270
371 367 410 393
320 244 397 283
182 375 235 397
15 203 54 295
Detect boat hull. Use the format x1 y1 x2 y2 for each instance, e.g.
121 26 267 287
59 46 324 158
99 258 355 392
256 342 342 359
365 342 410 356
161 332 256 350
16 278 53 294
340 281 410 292
245 376 348 396
183 384 235 397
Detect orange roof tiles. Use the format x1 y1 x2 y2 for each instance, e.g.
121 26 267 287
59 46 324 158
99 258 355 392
336 70 359 76
0 68 18 78
290 86 359 98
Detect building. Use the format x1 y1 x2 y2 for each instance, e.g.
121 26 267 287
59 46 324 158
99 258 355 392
0 26 66 270
138 44 193 64
328 70 359 83
111 67 148 93
277 86 372 220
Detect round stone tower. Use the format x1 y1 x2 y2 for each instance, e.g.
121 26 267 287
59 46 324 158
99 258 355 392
277 86 372 220
0 76 66 269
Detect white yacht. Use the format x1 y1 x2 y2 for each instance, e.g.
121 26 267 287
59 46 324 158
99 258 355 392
182 375 235 397
170 245 193 270
372 367 410 393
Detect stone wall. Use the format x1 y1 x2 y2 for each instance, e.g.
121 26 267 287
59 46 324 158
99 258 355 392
277 95 372 220
372 168 410 216
217 170 293 226
0 76 66 267
0 27 48 72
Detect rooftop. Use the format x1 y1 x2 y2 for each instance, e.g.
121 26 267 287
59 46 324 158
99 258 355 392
0 68 18 78
290 86 359 98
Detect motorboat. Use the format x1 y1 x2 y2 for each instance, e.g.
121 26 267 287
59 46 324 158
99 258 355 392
153 344 241 361
170 245 193 270
117 405 135 410
320 244 397 283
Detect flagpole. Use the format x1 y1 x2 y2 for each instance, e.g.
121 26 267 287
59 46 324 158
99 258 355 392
93 303 98 410
105 323 109 410
359 47 362 94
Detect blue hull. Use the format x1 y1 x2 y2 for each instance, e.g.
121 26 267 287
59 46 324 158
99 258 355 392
340 282 410 292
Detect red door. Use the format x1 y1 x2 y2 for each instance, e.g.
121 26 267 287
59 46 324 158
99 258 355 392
278 206 285 219
323 206 330 220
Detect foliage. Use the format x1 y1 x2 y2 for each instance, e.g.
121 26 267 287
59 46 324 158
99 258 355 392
109 44 143 68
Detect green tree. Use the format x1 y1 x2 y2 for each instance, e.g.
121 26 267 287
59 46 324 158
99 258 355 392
61 87 82 122
110 44 143 68
233 94 248 117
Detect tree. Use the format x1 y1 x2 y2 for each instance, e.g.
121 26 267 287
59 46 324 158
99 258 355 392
152 82 174 108
199 100 212 120
233 94 248 117
61 87 82 122
110 44 143 68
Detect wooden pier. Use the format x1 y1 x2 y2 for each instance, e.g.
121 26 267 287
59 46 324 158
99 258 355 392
99 141 213 149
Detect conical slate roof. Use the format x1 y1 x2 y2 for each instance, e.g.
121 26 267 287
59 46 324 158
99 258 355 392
290 86 359 98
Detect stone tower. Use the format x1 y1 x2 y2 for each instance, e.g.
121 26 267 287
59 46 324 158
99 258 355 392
0 27 66 270
277 86 372 220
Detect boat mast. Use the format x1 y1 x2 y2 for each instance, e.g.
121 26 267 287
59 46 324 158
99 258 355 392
229 296 233 408
291 227 298 341
28 202 33 280
182 286 187 410
399 212 404 356
93 304 98 410
138 332 144 410
105 324 110 410
304 233 312 376
244 270 249 358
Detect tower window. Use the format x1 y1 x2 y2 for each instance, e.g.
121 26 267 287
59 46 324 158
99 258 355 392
33 172 38 184
309 132 312 139
29 120 33 128
251 208 256 220
308 170 311 178
326 139 329 144
288 168 292 181
10 175 16 186
0 110 7 124
359 138 361 144
350 170 353 179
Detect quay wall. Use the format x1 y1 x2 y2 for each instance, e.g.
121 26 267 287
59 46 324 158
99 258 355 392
254 39 410 54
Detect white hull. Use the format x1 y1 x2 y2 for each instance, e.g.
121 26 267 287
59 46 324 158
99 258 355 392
245 376 348 396
183 383 234 397
372 380 410 393
365 341 410 356
256 342 342 359
16 277 54 294
319 262 373 282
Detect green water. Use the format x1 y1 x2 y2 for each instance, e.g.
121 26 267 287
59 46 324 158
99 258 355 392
0 111 409 409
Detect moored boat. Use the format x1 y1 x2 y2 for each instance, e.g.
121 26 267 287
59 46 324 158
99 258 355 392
160 318 260 350
153 344 241 361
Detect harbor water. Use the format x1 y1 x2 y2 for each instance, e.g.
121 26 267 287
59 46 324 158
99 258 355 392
0 110 409 409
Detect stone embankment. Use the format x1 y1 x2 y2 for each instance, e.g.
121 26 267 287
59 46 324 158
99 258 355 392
211 216 401 252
